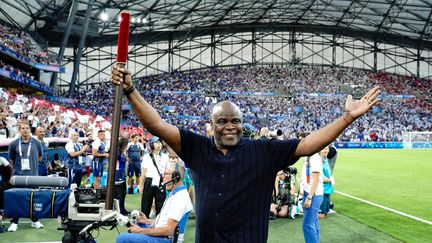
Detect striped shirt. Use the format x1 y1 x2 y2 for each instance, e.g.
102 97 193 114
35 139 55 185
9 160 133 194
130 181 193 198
178 129 299 243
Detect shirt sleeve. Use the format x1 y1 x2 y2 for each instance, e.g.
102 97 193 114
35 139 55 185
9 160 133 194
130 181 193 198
65 142 75 153
92 140 101 152
178 128 206 169
166 191 193 222
267 138 300 169
309 154 322 173
141 155 150 169
8 142 16 161
37 139 43 157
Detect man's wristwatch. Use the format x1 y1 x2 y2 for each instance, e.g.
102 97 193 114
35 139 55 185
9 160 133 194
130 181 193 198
123 85 136 97
307 196 313 200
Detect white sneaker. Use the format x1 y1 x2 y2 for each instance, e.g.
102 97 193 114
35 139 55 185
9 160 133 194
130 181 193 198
7 223 18 232
31 221 44 229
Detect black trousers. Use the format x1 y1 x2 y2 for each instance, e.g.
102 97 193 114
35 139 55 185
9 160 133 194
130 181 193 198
141 178 166 218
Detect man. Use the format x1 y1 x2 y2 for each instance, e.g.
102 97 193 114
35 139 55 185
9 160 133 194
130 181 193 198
7 123 44 232
92 130 109 189
65 131 88 187
116 162 193 243
127 133 144 194
84 132 94 180
112 65 380 242
35 127 50 176
140 136 169 217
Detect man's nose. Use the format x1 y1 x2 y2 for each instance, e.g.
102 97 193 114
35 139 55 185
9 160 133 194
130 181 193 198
225 122 235 129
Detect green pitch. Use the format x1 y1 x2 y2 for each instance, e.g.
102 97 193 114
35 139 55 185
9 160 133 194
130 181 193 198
1 149 431 242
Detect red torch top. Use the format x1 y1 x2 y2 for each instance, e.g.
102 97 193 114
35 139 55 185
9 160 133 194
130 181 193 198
116 11 131 64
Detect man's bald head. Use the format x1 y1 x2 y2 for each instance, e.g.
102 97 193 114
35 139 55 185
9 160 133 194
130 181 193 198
210 100 243 149
35 127 45 140
211 101 242 122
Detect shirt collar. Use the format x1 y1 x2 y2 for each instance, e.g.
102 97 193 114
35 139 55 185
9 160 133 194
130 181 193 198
210 136 250 150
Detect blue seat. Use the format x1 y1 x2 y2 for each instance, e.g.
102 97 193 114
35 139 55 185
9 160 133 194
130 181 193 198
172 211 190 243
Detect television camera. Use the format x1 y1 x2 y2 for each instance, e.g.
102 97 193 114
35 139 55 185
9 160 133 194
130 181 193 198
3 176 135 243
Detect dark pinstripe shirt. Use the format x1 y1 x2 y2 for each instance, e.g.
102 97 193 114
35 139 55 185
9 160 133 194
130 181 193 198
179 129 300 243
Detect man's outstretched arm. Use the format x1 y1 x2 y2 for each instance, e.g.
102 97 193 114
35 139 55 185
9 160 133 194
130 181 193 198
295 86 381 157
111 65 181 154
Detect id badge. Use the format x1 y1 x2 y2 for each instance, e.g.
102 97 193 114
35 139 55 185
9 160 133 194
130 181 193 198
151 175 160 187
78 156 83 165
21 158 30 170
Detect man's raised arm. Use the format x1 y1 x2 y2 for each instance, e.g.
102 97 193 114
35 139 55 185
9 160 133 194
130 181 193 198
111 65 181 153
295 86 381 157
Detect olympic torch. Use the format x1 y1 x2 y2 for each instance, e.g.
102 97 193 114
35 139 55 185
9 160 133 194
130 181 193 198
105 11 130 210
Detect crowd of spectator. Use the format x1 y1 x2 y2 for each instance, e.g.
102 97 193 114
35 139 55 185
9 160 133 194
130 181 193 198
67 66 431 142
0 60 36 82
0 23 58 65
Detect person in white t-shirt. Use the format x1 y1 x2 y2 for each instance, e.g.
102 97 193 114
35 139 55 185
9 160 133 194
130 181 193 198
300 146 327 243
116 162 193 243
139 136 169 217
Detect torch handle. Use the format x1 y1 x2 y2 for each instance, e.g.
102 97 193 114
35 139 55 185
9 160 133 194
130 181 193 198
105 63 125 210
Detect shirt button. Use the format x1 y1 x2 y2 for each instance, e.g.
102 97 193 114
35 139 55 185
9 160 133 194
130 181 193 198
215 212 218 216
218 193 222 196
221 174 225 178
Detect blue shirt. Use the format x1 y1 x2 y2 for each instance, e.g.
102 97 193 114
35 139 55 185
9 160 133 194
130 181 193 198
8 137 43 176
38 139 49 166
178 129 299 243
117 152 127 171
322 159 334 195
127 143 143 162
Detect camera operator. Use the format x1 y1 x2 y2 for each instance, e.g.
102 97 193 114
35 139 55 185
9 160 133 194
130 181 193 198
116 162 193 243
65 131 88 187
270 169 296 219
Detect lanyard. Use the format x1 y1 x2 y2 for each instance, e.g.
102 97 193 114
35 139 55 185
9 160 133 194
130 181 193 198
18 138 32 159
168 185 187 198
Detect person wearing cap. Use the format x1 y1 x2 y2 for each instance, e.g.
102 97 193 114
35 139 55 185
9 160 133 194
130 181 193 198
112 65 381 242
139 136 169 218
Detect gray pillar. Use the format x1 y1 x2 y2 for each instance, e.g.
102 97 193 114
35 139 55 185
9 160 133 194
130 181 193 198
168 37 173 72
211 32 216 67
252 30 256 64
373 41 378 72
50 0 79 88
68 0 95 97
291 29 296 63
332 34 336 66
417 47 421 78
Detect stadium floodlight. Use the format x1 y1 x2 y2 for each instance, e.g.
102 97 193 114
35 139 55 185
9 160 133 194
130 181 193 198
136 18 141 23
131 17 136 23
100 12 109 22
142 18 147 24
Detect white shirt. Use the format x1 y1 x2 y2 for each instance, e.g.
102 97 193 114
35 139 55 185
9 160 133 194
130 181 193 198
301 153 324 195
65 141 84 164
154 187 193 229
142 152 169 186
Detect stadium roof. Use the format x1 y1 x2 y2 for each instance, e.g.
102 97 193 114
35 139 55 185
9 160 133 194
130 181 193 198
1 0 431 49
